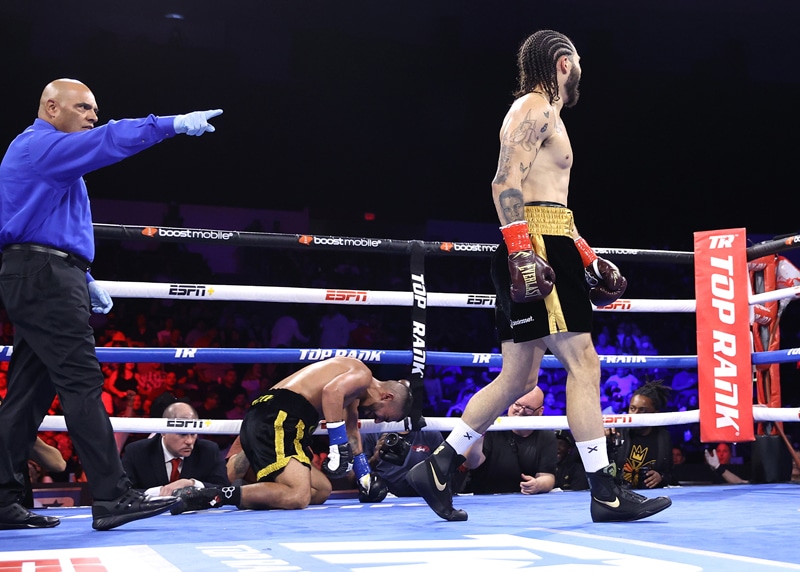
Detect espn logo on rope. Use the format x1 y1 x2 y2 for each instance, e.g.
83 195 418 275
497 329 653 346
166 419 213 429
694 229 754 443
595 299 632 311
169 284 211 297
325 289 368 302
467 294 495 306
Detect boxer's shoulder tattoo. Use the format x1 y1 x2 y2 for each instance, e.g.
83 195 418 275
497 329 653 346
507 110 541 152
494 109 543 185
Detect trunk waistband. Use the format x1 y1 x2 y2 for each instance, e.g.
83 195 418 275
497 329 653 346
524 205 574 237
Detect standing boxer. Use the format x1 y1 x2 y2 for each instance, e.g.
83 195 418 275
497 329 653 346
0 78 221 530
407 29 671 523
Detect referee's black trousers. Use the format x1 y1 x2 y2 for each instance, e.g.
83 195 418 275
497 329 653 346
0 249 130 505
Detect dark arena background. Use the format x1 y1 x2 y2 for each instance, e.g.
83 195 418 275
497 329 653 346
1 1 800 570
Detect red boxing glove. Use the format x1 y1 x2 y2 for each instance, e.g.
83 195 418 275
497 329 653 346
500 221 556 303
575 237 627 307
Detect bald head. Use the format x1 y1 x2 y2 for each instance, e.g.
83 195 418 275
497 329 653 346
524 386 545 410
38 78 98 133
162 401 198 420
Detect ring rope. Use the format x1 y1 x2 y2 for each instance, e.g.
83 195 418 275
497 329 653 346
38 407 800 435
5 345 799 368
0 346 700 368
92 223 695 263
95 280 698 312
93 279 800 311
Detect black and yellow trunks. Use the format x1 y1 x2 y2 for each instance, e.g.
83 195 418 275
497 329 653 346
240 389 320 482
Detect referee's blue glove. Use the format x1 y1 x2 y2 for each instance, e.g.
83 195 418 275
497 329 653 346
88 281 113 314
173 109 223 136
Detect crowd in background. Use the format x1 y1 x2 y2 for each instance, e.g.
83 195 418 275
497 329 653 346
3 232 800 488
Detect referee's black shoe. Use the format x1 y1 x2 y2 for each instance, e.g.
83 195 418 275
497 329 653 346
92 488 179 531
587 463 672 522
0 502 60 529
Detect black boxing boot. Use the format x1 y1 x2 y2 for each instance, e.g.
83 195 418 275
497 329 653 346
587 463 672 522
171 485 241 515
406 441 467 521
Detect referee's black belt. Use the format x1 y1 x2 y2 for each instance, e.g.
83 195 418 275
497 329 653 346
4 243 92 273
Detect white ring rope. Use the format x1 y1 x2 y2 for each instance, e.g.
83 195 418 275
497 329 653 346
95 280 800 312
38 407 799 435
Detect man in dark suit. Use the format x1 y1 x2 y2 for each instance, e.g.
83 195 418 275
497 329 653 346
121 402 229 497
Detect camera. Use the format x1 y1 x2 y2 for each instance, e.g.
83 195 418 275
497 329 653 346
379 432 411 465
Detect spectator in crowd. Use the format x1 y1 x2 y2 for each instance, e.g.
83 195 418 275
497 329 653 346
215 368 243 412
240 363 266 401
267 309 311 382
602 391 626 415
462 387 557 495
318 307 353 349
605 366 640 397
541 391 564 416
156 316 179 347
127 313 158 348
673 445 686 466
104 363 141 413
607 381 673 489
270 310 310 348
594 329 618 356
196 391 225 420
554 430 588 491
225 391 250 420
704 443 750 484
121 401 229 499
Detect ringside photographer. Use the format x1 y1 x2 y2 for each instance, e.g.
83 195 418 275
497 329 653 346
345 430 452 499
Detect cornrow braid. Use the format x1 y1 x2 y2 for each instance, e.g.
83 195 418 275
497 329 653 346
632 380 672 412
514 29 575 102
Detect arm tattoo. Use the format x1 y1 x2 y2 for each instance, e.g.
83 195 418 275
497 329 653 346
493 110 547 185
498 188 525 224
493 143 513 185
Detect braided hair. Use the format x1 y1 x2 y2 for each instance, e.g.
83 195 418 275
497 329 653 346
631 380 672 412
514 30 576 102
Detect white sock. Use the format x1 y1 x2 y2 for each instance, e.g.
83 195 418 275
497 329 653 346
576 437 610 473
445 420 482 455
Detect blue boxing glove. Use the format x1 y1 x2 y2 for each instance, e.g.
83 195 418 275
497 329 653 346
88 281 113 314
322 421 353 477
173 109 223 136
353 453 388 503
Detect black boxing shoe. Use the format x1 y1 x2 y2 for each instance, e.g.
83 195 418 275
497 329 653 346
92 488 180 531
170 486 224 515
406 442 468 522
587 463 672 523
0 502 60 530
